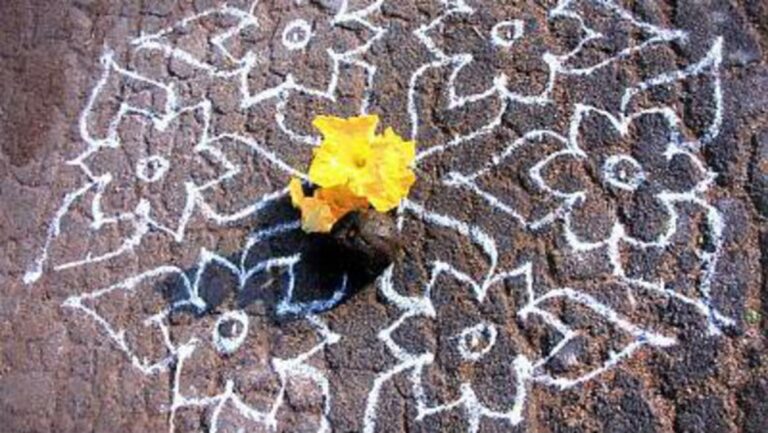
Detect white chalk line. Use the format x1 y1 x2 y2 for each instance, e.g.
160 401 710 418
26 1 736 432
366 3 731 428
26 0 385 281
63 220 344 433
408 0 688 162
365 199 682 432
133 1 385 138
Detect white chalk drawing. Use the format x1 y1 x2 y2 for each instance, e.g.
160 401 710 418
442 37 731 335
131 0 385 146
490 20 525 49
170 313 339 433
132 0 384 108
363 200 678 432
455 322 498 362
70 97 237 239
25 0 384 283
410 0 688 160
362 1 731 432
63 221 343 432
27 0 734 432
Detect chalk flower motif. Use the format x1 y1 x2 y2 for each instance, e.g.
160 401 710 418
362 201 693 433
62 222 345 433
309 115 417 212
417 0 689 110
423 0 575 103
534 106 713 245
241 0 384 104
171 309 338 433
133 1 383 105
164 228 344 433
378 261 535 432
72 102 234 238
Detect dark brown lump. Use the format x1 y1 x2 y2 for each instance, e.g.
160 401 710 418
307 209 402 287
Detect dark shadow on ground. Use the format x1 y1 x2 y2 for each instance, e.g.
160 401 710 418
155 197 397 325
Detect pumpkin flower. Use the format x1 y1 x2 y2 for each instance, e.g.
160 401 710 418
289 178 369 233
290 114 416 233
309 115 416 212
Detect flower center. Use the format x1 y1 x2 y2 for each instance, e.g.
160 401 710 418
602 154 646 191
456 322 498 362
354 156 367 168
212 310 249 355
282 19 312 51
491 20 524 48
136 155 170 183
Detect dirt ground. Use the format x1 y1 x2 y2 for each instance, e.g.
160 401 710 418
1 1 767 432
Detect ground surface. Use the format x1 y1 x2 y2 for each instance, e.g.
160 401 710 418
1 1 768 432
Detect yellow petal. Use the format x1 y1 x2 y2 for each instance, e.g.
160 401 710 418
288 178 305 208
316 185 369 219
309 142 371 188
364 127 416 211
299 197 336 233
312 115 379 143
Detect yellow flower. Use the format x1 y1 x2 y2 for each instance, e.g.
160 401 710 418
308 115 416 212
289 178 368 233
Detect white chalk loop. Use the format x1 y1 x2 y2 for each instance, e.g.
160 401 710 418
602 154 646 191
491 20 524 48
282 19 313 51
212 310 249 355
456 322 498 362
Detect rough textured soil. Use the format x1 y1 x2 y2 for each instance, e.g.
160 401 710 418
1 1 767 432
